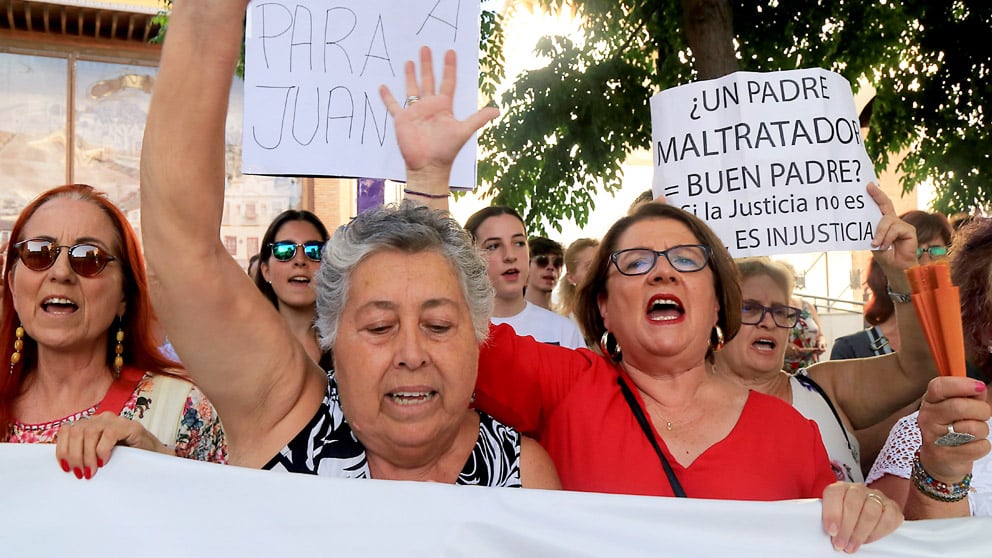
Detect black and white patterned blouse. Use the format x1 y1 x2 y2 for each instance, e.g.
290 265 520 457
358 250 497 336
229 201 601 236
263 372 522 487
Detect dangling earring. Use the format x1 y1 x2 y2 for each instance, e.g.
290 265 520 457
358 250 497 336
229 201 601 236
113 319 125 378
710 325 725 352
9 323 25 376
599 330 622 361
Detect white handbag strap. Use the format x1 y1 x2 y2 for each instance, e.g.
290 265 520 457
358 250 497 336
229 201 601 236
134 374 194 449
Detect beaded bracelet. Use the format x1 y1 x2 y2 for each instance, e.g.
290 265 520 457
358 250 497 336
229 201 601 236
403 188 449 199
911 449 972 503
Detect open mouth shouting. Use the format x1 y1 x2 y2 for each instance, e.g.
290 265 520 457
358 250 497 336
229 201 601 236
751 336 778 353
646 294 684 322
41 295 79 315
288 274 311 285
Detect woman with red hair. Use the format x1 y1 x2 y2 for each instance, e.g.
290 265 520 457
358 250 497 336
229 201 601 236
1 184 226 478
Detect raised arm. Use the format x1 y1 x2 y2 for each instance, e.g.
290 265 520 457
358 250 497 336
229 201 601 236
140 0 325 466
380 46 499 210
809 182 936 429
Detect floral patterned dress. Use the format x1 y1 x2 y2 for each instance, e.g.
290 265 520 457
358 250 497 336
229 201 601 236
784 299 821 374
7 370 227 463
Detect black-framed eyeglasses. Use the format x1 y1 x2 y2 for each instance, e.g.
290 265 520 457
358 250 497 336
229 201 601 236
740 300 801 328
531 254 564 269
13 238 118 278
269 241 323 262
916 246 948 259
610 245 711 276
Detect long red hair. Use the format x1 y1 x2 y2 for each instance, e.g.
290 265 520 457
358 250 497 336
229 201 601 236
1 185 181 437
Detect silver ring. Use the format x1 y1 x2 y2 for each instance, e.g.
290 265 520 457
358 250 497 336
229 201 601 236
866 492 885 509
405 95 420 105
935 423 977 447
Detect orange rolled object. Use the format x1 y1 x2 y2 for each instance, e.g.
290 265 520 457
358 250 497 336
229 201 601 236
906 265 949 377
931 262 967 377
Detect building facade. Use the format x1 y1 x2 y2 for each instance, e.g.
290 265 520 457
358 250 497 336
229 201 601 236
0 0 374 267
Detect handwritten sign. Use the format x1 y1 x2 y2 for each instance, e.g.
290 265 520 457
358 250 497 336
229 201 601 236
242 0 481 189
650 69 881 257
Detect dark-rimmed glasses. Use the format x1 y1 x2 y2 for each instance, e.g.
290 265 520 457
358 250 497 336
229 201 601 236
13 238 118 278
610 245 711 276
531 254 564 269
916 246 948 259
740 300 801 328
269 241 322 262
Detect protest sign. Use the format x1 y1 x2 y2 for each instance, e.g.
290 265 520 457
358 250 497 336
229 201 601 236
651 69 881 257
242 0 481 189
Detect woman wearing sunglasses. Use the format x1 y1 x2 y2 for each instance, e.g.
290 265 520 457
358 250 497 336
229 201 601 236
253 210 332 371
1 184 226 477
712 227 937 484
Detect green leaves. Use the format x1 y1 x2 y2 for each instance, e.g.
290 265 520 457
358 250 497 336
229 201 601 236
481 0 992 230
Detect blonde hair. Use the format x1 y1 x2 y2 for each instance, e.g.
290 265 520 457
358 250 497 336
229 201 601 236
557 238 599 318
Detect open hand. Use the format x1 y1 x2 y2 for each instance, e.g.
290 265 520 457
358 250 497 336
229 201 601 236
379 47 499 192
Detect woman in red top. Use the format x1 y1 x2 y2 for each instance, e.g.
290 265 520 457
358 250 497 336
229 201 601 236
383 47 904 551
473 205 903 551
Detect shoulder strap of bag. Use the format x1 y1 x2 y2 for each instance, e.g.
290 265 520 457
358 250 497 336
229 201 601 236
133 374 195 449
617 375 687 497
865 327 893 355
97 367 146 417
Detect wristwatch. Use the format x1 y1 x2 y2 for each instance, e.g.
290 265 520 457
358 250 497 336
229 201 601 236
887 286 912 304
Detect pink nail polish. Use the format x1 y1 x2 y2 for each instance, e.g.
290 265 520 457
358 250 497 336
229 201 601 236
60 459 70 473
73 467 83 479
977 382 987 393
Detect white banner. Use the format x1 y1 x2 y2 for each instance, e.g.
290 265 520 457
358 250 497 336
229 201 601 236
3 444 989 557
242 0 481 189
651 69 881 257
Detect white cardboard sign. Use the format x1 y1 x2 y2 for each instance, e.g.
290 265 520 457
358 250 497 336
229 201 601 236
242 0 481 189
651 69 881 257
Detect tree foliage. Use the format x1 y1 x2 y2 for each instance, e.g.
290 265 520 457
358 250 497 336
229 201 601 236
482 0 992 233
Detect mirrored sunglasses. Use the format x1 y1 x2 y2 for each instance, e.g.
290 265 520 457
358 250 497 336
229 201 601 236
270 240 323 262
916 246 948 259
13 238 118 278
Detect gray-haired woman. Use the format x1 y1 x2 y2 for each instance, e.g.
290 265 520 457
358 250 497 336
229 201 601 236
139 0 558 489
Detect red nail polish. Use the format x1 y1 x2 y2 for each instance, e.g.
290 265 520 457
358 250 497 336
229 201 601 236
84 467 92 480
97 458 104 468
60 459 70 473
73 467 83 479
977 381 988 393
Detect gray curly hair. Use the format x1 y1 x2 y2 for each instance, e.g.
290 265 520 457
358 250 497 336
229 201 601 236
315 201 493 349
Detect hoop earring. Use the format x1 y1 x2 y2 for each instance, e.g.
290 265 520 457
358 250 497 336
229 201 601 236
9 323 24 376
599 330 622 361
710 325 725 352
113 318 125 378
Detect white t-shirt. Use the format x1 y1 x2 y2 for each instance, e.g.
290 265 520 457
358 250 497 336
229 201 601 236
491 302 586 349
